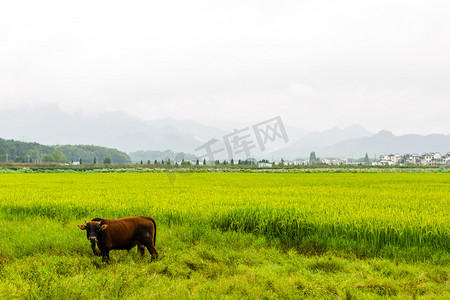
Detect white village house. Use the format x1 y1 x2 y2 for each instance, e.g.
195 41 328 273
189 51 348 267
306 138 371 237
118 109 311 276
377 152 450 166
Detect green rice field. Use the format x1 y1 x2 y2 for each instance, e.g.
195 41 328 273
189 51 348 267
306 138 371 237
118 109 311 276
0 172 448 298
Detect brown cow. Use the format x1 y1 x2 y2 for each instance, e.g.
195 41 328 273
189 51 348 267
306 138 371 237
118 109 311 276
78 216 158 263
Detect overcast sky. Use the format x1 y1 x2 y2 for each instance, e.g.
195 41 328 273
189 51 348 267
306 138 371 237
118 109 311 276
1 0 449 135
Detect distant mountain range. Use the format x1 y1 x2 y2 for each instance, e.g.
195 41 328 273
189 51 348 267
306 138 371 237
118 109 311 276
0 105 448 160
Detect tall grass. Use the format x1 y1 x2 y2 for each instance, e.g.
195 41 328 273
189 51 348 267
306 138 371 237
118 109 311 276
0 173 448 261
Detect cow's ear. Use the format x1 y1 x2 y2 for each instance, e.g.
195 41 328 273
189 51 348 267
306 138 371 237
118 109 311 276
78 224 86 230
99 224 108 231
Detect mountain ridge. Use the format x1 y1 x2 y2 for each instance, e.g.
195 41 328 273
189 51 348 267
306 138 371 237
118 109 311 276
0 106 448 159
271 130 450 159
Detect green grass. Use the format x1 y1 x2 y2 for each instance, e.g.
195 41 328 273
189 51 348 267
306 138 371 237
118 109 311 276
0 173 449 298
0 217 449 299
1 173 448 261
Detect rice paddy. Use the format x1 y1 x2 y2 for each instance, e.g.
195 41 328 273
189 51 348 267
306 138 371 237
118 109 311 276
0 172 448 298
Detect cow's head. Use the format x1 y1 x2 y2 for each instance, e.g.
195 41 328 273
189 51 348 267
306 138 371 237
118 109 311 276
78 220 108 243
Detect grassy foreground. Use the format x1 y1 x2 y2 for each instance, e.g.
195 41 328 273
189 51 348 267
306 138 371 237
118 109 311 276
0 172 448 298
0 217 448 299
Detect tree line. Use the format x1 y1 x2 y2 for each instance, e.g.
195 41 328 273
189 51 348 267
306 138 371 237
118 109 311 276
0 138 131 164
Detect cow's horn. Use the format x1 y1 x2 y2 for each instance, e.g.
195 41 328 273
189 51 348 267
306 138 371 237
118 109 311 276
98 220 102 225
85 219 88 224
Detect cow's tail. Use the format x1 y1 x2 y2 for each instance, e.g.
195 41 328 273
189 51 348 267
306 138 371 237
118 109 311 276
145 217 157 246
153 218 156 247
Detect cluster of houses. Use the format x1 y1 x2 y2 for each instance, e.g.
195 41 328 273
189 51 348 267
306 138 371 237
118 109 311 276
257 158 367 167
374 152 450 166
256 152 450 167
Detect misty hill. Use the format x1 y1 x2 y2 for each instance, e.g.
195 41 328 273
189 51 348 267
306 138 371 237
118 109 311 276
0 106 225 153
0 138 131 164
319 130 450 158
129 150 198 163
146 118 227 143
294 125 372 148
272 130 450 159
271 125 373 159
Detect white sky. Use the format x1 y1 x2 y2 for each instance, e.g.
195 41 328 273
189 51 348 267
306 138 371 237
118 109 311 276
1 0 449 135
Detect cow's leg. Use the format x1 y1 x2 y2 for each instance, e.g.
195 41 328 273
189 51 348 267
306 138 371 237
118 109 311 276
143 241 158 260
101 249 110 263
139 229 158 260
138 244 146 257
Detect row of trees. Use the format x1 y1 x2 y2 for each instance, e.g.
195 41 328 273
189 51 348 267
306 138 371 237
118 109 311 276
309 151 371 164
137 152 374 166
129 150 197 163
141 158 261 166
308 151 371 164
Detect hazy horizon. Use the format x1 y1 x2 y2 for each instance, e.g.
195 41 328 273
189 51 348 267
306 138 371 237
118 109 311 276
1 105 449 161
1 1 450 136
